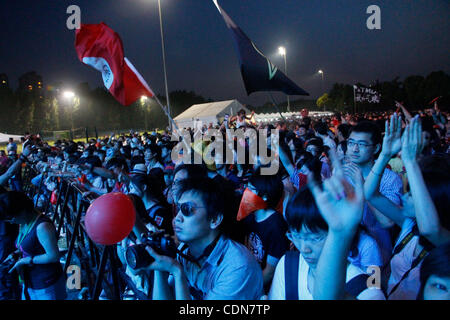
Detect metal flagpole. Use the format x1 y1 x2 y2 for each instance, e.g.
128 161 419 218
353 85 357 114
158 0 171 132
268 92 286 121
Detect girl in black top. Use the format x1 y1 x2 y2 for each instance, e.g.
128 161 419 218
0 191 66 300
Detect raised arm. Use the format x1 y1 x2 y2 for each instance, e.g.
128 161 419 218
0 146 32 186
309 151 364 300
363 113 404 226
402 116 450 246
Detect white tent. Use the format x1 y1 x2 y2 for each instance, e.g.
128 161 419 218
0 132 23 144
174 99 249 129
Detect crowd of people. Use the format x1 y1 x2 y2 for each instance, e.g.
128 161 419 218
0 101 449 300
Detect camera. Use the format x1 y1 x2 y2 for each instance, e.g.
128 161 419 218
125 232 177 270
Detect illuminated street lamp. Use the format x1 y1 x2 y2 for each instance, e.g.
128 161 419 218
63 91 76 131
318 70 325 111
278 46 290 111
141 96 149 131
63 91 75 99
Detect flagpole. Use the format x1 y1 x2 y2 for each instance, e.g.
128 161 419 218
353 85 356 114
268 92 286 121
158 0 171 132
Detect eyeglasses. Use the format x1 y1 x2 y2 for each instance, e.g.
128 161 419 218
178 202 206 217
347 140 375 149
286 231 326 243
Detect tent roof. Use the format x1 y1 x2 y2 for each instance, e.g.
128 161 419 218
174 99 247 121
0 132 23 144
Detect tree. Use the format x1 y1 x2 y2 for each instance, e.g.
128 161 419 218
317 93 330 109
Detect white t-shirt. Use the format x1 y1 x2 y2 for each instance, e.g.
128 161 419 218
387 218 422 300
268 253 385 300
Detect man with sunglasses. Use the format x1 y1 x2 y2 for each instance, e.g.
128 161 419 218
345 121 403 266
141 177 263 300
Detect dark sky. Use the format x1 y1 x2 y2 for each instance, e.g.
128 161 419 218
1 0 449 106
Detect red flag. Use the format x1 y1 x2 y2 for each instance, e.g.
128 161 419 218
75 22 154 106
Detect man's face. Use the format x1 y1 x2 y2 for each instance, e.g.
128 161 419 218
171 169 188 203
287 226 327 270
172 190 212 244
299 127 306 136
336 144 346 161
346 132 378 165
423 275 450 300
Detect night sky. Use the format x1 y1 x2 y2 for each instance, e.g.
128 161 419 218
1 0 449 106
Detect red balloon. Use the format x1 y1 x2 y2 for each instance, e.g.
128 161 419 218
85 193 136 245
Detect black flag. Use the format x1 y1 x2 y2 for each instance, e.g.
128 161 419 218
213 0 309 96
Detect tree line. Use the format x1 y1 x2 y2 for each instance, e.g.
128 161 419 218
317 71 450 113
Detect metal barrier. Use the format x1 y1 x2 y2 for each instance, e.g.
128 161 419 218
20 164 151 300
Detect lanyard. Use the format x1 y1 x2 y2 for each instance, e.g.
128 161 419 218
16 213 41 248
387 246 428 298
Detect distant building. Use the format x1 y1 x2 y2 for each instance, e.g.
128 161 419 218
18 71 43 97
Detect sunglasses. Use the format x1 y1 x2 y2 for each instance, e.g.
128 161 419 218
177 202 206 217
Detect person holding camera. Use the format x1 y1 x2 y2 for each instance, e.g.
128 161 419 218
136 177 263 300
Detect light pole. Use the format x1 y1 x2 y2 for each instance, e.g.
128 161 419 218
141 96 149 131
278 46 290 112
63 91 76 131
157 0 171 131
318 70 325 111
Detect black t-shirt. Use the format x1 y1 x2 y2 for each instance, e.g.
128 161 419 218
242 211 289 269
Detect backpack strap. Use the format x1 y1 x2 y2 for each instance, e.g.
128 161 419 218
284 250 300 300
344 273 370 298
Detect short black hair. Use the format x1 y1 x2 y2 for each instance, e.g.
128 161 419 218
314 122 329 136
106 157 129 173
418 242 450 300
285 187 328 233
337 124 351 140
248 170 283 208
349 121 382 145
177 178 225 225
173 164 208 180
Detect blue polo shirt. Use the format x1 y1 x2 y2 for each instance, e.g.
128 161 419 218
176 235 263 300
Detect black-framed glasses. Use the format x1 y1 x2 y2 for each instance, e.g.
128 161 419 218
347 140 375 149
178 202 206 217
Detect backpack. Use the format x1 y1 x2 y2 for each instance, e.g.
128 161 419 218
284 251 370 300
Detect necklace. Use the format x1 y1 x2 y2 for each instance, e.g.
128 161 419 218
16 213 41 247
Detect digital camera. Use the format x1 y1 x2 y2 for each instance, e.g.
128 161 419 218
125 232 177 270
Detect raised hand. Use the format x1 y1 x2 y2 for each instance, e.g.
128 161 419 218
308 150 364 234
401 115 424 164
381 113 402 158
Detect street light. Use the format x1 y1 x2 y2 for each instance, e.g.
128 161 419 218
63 91 75 99
318 70 325 111
157 0 171 132
63 91 76 132
278 46 290 111
141 96 149 131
